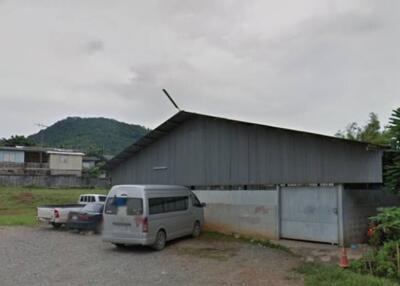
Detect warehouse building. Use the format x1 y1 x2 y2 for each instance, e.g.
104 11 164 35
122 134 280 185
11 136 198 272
106 111 400 245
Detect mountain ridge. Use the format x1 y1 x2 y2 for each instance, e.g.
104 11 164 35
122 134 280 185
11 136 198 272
28 116 149 155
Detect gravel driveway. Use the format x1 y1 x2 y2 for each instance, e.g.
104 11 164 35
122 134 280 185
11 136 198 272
0 227 303 286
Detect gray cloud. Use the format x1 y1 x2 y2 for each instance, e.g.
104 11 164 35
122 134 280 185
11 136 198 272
0 0 399 138
85 40 105 54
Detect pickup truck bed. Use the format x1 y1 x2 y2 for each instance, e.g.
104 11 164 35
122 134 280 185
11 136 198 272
37 205 84 227
39 204 83 208
37 194 107 228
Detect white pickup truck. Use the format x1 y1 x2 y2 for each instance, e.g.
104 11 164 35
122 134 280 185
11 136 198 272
37 194 107 228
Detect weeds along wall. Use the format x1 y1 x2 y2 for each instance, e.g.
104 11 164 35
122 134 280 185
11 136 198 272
0 174 110 189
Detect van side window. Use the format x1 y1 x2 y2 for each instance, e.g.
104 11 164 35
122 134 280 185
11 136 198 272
99 196 106 202
105 197 118 214
149 197 188 215
192 194 202 207
149 198 164 214
126 198 143 216
165 197 188 212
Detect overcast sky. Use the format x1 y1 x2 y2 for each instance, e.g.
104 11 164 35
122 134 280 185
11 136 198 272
0 0 399 138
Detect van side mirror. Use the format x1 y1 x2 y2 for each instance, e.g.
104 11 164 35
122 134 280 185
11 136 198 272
201 203 206 208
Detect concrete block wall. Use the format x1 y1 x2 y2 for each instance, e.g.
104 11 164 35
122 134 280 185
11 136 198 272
0 174 110 189
342 187 400 245
194 189 279 239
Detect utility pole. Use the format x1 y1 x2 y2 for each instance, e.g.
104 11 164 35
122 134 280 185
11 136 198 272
35 123 49 167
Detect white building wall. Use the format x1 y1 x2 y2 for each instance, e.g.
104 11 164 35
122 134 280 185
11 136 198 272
194 189 279 239
49 154 83 176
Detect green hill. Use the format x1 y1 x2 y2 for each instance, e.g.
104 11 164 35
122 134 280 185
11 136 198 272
29 117 149 155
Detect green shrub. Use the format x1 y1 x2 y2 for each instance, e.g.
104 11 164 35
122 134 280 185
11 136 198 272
296 263 399 286
350 240 400 281
370 207 400 244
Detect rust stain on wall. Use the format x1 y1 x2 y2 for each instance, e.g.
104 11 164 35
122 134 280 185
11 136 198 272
254 206 270 214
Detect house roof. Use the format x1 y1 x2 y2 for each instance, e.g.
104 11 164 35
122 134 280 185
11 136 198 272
105 110 386 170
83 156 101 161
0 146 84 156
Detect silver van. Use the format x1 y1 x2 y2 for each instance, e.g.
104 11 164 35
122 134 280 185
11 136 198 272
102 185 205 250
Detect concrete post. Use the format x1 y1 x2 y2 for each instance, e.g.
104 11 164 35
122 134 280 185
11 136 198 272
337 184 344 246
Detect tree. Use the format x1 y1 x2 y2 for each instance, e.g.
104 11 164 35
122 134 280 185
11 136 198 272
388 108 400 150
384 108 400 194
335 122 361 141
335 112 390 145
0 135 36 147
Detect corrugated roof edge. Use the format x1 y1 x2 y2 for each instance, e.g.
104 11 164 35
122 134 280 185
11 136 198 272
0 146 85 155
105 110 388 170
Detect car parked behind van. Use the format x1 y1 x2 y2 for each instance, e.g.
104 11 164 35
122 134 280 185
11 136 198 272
67 203 104 233
37 194 107 228
102 185 206 250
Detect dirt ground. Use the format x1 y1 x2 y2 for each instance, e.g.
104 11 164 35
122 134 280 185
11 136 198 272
0 226 303 286
277 239 368 264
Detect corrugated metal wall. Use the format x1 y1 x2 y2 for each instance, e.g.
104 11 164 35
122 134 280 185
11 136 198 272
111 116 383 186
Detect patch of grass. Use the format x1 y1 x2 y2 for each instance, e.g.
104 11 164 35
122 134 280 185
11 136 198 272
0 187 108 226
177 246 237 261
295 263 400 286
0 214 37 226
200 231 293 254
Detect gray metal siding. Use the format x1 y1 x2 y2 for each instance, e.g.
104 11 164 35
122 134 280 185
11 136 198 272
110 116 383 186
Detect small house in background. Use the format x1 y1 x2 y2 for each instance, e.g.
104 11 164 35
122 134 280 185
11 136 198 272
0 146 84 176
82 156 101 170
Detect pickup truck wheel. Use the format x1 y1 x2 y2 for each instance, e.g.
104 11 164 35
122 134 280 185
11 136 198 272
192 221 201 238
51 223 62 229
152 230 166 251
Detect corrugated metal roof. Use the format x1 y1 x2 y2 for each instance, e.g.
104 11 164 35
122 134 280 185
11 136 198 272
105 110 387 170
0 146 84 156
46 151 85 156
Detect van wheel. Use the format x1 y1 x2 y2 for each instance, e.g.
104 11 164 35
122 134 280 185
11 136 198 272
192 222 201 238
152 230 166 251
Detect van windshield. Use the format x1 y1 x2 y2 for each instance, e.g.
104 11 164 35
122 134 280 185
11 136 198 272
104 196 143 215
126 198 143 216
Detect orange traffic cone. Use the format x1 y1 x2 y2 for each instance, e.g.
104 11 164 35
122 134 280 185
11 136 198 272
339 247 349 268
